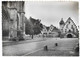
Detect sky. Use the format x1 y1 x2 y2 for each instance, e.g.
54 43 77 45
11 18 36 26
25 1 79 28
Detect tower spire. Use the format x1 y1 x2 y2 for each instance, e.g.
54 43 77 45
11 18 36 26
59 18 65 25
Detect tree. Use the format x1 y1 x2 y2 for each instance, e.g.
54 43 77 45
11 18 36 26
30 17 43 35
25 17 43 39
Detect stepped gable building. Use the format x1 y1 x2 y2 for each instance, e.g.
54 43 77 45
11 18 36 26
41 25 60 37
2 1 25 40
59 17 79 38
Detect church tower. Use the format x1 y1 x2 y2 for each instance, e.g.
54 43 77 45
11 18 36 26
59 18 65 32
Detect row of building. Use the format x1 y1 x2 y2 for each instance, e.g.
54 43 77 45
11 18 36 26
41 17 79 38
41 25 60 37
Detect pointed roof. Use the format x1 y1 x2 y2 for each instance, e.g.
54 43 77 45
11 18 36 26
59 18 65 25
63 17 78 31
67 17 72 22
51 27 60 32
65 17 76 25
42 25 46 28
49 24 54 28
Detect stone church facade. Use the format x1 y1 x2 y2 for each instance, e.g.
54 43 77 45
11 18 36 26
59 17 79 38
2 1 25 40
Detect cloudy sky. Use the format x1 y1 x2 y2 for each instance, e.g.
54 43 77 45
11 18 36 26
25 1 79 28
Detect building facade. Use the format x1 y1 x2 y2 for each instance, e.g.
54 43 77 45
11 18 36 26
2 1 25 40
59 17 79 38
41 25 60 37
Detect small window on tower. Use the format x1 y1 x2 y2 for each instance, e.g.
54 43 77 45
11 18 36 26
69 30 71 32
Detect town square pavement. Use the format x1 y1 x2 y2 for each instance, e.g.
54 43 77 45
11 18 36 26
3 38 78 56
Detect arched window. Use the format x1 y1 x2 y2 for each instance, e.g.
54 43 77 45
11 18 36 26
69 21 70 24
69 30 71 32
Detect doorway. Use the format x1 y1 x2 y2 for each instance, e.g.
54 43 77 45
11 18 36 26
67 34 73 38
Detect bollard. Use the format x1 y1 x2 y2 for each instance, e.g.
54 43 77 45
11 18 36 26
44 45 48 51
55 43 58 46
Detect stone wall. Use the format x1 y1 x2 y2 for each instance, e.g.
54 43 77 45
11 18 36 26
2 1 25 40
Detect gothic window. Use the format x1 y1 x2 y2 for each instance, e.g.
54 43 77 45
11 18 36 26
71 25 73 29
10 2 13 7
66 24 68 28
